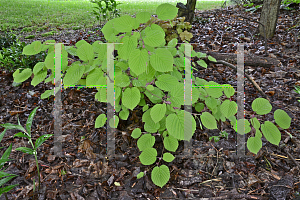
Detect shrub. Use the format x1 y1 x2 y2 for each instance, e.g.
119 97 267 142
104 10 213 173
11 3 292 188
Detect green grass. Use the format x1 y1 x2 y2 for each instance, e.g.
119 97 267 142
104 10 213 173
0 0 233 34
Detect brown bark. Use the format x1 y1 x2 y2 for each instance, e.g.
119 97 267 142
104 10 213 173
176 0 197 24
259 0 281 39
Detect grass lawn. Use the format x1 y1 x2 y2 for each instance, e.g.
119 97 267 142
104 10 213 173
0 0 234 34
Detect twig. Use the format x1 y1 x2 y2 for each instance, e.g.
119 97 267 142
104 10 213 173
208 59 271 102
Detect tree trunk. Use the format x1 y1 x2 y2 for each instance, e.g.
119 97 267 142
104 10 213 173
259 0 281 39
176 0 197 24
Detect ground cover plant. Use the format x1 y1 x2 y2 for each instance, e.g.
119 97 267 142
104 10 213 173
9 2 293 188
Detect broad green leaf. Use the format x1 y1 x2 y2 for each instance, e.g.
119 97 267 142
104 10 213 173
26 107 39 135
139 148 157 165
41 89 54 99
252 98 272 115
119 108 129 120
167 38 178 48
166 110 196 141
162 153 175 162
22 41 42 55
163 135 178 152
131 128 142 139
144 29 165 48
150 103 166 123
108 115 119 128
101 18 119 42
113 15 136 32
95 114 107 128
274 109 291 129
63 63 85 86
205 97 218 110
169 83 184 106
223 84 235 98
15 147 34 155
150 49 173 73
33 62 45 75
118 36 138 60
86 67 105 86
204 81 223 98
136 172 144 179
247 134 262 154
197 59 207 68
261 121 281 145
35 134 53 149
195 103 204 112
136 11 151 24
156 3 178 20
128 48 148 76
137 133 155 151
151 165 170 188
234 119 251 134
0 123 26 133
250 117 260 130
220 100 237 118
44 51 54 70
155 74 179 91
208 56 217 62
31 70 47 87
115 74 130 87
44 73 54 83
122 87 140 110
75 40 89 48
200 112 218 129
77 43 94 62
13 68 32 83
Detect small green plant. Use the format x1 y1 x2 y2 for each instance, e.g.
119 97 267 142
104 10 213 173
209 130 228 142
0 39 47 73
11 3 292 188
294 85 300 103
89 0 123 27
0 107 53 191
0 129 19 199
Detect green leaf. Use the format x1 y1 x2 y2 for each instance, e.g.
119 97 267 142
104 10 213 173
200 112 218 129
95 114 107 128
15 147 34 155
136 11 151 24
247 133 262 154
261 121 281 145
0 144 12 169
31 69 47 87
163 135 178 152
204 81 223 98
220 100 237 118
22 41 42 55
208 56 217 62
162 153 175 162
14 132 29 139
274 109 291 129
41 89 54 99
0 175 17 188
0 129 6 143
155 74 179 91
108 115 119 128
128 48 148 76
118 36 138 60
150 48 173 72
86 67 105 87
35 134 53 149
13 68 32 83
195 103 204 112
136 172 144 179
197 59 207 68
137 133 155 151
150 103 166 123
144 29 165 48
0 123 26 133
156 3 178 20
252 98 272 115
113 15 136 32
122 87 140 110
151 165 170 188
119 108 129 120
167 38 178 48
25 107 38 136
166 110 196 141
77 43 94 62
131 128 142 139
223 84 235 98
44 51 54 70
234 119 251 134
63 63 85 86
250 117 260 130
0 184 18 195
33 62 45 75
139 148 157 165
